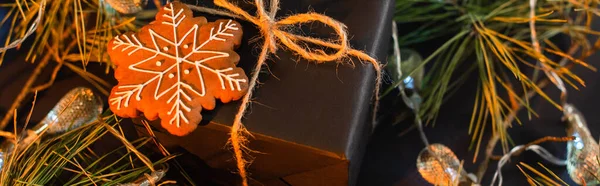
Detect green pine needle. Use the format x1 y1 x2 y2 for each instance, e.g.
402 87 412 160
0 113 175 185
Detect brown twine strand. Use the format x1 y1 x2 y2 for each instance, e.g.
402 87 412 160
191 0 383 185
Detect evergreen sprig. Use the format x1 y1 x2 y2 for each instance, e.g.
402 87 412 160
0 113 175 185
0 0 147 71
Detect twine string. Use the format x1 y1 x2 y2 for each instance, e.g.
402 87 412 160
190 0 383 185
213 0 353 61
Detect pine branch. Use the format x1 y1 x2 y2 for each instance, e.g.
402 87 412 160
393 0 600 183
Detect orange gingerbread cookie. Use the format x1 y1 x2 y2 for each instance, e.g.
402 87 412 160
108 2 248 136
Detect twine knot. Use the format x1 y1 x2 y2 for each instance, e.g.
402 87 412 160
214 0 353 62
256 14 277 53
191 1 383 185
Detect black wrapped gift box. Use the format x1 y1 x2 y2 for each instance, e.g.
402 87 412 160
0 0 394 185
135 0 394 185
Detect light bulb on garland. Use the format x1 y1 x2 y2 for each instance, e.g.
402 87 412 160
417 143 477 186
33 87 103 134
387 48 424 110
387 48 424 92
117 163 169 186
398 49 424 93
0 87 103 170
564 104 600 185
398 49 424 110
385 46 424 107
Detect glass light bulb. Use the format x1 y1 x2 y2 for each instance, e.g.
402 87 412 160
564 104 600 185
417 143 469 185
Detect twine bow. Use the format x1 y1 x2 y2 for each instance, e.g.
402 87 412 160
189 0 382 185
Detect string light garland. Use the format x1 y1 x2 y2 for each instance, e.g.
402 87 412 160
392 21 480 185
405 0 595 184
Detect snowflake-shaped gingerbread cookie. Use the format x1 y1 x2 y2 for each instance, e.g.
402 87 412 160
108 2 248 136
